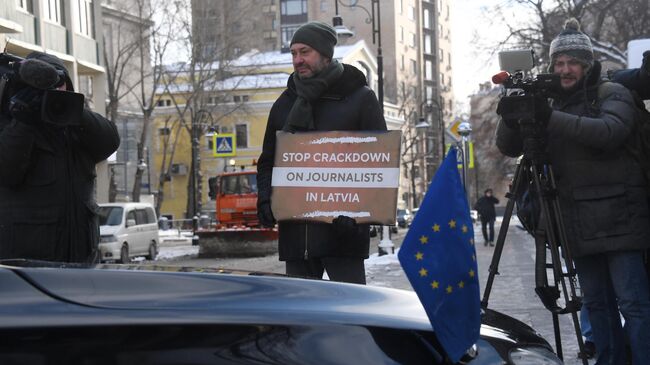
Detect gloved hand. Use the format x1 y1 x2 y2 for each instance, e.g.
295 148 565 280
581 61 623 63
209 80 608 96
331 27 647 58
9 87 44 123
332 215 357 238
496 95 526 129
534 94 552 126
257 201 276 228
642 50 650 75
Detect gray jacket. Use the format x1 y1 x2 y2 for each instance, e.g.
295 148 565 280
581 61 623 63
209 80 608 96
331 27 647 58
496 64 650 258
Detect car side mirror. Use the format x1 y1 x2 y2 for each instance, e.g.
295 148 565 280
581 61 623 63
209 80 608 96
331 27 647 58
126 219 136 227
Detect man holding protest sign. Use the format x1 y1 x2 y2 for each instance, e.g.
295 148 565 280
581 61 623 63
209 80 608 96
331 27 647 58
257 21 387 284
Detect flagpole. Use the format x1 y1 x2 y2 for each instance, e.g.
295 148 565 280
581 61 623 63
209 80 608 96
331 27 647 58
458 121 472 203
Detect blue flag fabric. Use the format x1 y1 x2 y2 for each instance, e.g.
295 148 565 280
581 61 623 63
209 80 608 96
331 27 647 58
398 147 480 362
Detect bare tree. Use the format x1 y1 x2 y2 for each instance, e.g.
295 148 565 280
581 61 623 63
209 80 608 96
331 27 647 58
484 0 649 69
158 0 263 218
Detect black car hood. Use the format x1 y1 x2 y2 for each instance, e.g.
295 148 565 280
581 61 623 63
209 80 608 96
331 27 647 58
0 260 550 353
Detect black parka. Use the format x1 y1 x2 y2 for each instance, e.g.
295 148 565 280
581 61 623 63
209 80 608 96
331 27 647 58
496 61 650 258
257 64 387 261
0 109 120 263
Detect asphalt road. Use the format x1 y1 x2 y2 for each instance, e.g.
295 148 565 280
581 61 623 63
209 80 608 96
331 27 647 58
160 221 593 365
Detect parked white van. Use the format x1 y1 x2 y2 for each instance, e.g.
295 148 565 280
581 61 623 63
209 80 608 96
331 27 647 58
98 203 160 263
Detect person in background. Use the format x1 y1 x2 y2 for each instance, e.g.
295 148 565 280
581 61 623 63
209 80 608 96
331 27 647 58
474 188 499 247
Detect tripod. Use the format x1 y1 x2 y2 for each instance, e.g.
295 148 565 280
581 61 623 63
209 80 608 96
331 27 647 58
480 120 588 365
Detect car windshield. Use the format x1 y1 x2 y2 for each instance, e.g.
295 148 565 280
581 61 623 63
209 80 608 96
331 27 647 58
98 206 124 226
397 209 409 217
220 174 258 195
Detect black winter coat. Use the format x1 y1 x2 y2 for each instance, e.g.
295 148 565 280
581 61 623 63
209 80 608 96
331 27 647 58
0 109 120 263
257 64 387 261
474 196 499 221
496 62 650 258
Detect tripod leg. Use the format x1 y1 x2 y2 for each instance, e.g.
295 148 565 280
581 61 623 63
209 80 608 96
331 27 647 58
530 164 588 365
553 312 563 361
481 161 527 309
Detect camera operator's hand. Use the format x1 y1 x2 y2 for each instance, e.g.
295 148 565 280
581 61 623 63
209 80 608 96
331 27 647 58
332 215 357 238
642 50 650 76
496 97 520 129
534 95 552 126
9 87 44 124
257 200 276 228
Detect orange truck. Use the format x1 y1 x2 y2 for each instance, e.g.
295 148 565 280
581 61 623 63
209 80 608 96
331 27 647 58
200 170 277 257
210 170 260 229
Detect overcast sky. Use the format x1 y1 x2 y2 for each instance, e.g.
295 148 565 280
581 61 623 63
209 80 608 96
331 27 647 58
451 0 509 113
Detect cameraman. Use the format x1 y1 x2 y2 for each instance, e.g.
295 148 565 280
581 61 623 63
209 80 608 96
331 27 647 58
496 20 650 365
0 52 120 264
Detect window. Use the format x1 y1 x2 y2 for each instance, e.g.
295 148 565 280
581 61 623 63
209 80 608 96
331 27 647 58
156 99 171 107
439 48 444 60
159 127 171 136
409 32 416 48
423 9 431 28
233 95 249 103
320 0 327 11
410 59 417 75
399 26 404 43
426 86 433 101
281 25 300 47
424 34 431 54
44 0 62 24
280 0 307 15
407 6 415 20
398 0 403 14
440 73 445 86
76 0 93 37
400 55 405 70
16 0 34 13
235 124 248 148
425 60 432 80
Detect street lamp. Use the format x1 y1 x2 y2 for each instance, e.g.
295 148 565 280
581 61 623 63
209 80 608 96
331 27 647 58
333 0 383 112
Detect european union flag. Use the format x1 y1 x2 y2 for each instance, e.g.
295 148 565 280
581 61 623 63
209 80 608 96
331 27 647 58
398 147 480 362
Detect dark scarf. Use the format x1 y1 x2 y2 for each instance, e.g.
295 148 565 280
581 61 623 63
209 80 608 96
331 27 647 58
283 60 344 131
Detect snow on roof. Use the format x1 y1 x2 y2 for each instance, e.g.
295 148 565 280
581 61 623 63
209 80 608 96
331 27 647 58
157 72 289 94
162 40 369 73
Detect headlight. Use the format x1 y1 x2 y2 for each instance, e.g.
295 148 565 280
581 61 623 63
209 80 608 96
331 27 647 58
100 235 118 243
509 347 562 365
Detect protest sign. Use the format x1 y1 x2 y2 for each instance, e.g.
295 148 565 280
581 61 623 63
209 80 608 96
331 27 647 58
271 130 401 225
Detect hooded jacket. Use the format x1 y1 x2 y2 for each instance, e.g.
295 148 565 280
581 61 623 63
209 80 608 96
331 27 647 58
0 65 120 263
496 61 650 257
257 63 386 261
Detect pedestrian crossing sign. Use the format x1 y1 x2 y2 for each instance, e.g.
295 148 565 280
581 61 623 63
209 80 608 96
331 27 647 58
213 133 236 157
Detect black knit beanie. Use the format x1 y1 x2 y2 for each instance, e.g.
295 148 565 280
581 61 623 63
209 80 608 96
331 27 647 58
26 51 74 91
549 18 594 69
290 21 338 59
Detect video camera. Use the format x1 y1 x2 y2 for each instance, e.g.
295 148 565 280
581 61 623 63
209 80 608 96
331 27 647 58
493 49 560 126
0 52 84 126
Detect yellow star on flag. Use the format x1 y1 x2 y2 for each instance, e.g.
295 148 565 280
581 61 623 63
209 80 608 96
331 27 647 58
431 280 439 289
448 219 456 228
432 224 440 232
415 252 424 261
469 238 475 246
472 254 476 262
462 225 468 233
469 269 475 278
458 281 465 289
446 285 453 294
419 268 428 277
419 235 429 244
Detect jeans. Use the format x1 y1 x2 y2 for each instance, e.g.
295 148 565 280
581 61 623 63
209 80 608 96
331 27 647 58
285 257 366 284
574 251 650 365
480 217 495 243
580 303 593 342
